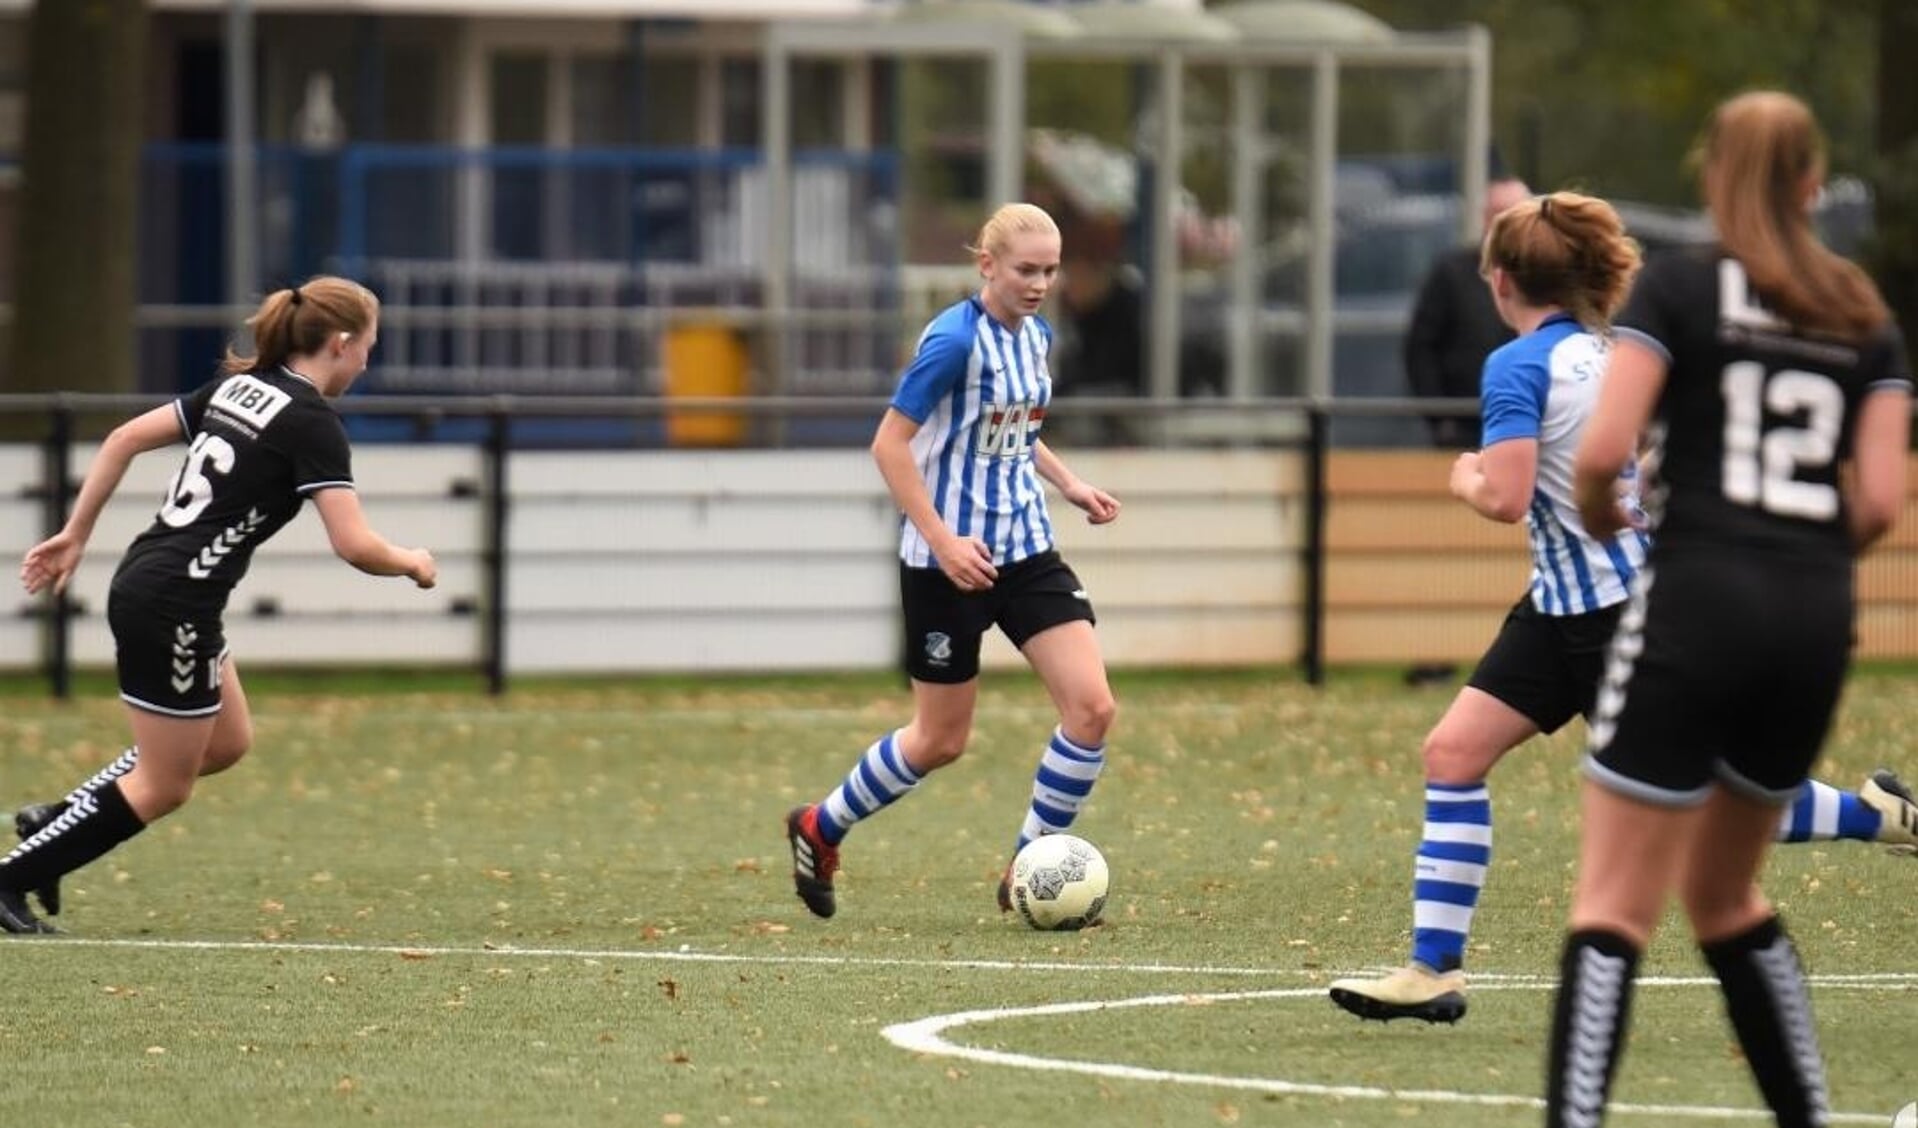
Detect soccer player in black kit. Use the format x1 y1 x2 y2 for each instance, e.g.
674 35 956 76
5 276 436 934
1543 92 1911 1126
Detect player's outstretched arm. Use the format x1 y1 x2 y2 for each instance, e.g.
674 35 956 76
311 487 436 588
21 405 182 596
1033 440 1119 524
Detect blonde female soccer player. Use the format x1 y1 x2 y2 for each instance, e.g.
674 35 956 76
784 202 1121 919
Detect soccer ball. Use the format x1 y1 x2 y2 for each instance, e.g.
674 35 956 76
1008 834 1109 931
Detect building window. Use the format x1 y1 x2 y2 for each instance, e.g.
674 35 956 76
792 59 843 149
635 55 700 148
720 57 759 148
491 53 547 145
0 19 22 154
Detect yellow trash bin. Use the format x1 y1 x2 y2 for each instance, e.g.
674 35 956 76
662 319 749 447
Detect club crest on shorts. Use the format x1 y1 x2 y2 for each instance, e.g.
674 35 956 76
924 631 952 666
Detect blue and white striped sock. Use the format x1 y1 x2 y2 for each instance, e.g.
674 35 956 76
1774 779 1880 842
816 730 921 846
1015 727 1106 854
1411 782 1492 974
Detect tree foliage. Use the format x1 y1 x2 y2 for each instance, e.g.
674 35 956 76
1872 0 1917 341
1327 0 1879 204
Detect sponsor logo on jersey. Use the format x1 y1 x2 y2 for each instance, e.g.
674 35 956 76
210 374 294 432
976 401 1046 458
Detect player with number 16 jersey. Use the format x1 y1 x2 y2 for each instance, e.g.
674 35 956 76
5 276 435 936
118 365 358 628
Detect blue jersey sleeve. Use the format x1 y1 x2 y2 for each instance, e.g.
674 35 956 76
1478 343 1549 447
890 320 972 423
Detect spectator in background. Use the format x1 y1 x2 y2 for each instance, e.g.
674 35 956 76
1049 214 1146 446
1405 177 1533 447
1399 176 1531 688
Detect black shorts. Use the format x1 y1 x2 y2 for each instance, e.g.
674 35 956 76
106 587 228 717
1467 597 1623 735
1587 552 1853 807
900 550 1096 683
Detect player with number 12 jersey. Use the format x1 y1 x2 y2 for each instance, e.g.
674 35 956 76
1615 252 1911 557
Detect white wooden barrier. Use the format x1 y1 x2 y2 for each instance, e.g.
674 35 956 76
1 445 1309 675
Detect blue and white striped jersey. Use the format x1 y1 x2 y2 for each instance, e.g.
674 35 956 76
889 296 1057 568
1481 312 1650 615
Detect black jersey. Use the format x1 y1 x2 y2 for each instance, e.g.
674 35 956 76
112 367 353 616
1616 247 1912 561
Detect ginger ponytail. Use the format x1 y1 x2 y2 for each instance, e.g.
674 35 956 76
222 276 379 375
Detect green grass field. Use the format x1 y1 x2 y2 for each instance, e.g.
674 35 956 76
2 668 1913 1127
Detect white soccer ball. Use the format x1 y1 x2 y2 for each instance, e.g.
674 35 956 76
1009 834 1109 931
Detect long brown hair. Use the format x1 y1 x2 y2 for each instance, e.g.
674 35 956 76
222 275 379 375
1480 191 1641 331
1700 90 1888 338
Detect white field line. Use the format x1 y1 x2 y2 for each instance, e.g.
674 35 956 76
17 938 1909 1120
277 700 1257 728
19 938 1918 988
3 937 1421 977
881 986 1897 1124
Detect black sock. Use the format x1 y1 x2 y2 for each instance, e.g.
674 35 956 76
1701 916 1829 1128
60 745 140 807
1544 928 1641 1128
0 780 146 891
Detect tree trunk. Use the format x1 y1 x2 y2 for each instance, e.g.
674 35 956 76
1877 0 1918 344
7 0 149 408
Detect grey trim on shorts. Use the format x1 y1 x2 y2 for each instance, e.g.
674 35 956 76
1714 760 1801 806
119 692 223 718
1582 754 1714 808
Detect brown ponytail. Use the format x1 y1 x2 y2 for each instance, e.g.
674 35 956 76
1480 191 1641 332
222 275 380 375
1699 90 1888 339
